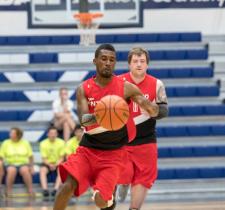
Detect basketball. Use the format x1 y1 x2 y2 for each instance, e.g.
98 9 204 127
94 95 130 131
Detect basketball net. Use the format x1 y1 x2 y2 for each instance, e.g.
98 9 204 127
74 13 103 46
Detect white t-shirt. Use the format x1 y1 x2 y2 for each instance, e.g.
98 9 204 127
52 98 74 114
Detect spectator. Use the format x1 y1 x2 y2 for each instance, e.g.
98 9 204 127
39 127 65 197
65 124 84 158
52 87 76 141
0 128 34 197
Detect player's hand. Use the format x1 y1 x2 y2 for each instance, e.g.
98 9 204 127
82 114 97 126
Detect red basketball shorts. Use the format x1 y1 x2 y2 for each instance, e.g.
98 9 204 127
118 143 158 189
59 146 127 201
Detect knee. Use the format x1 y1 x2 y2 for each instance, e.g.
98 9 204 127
94 192 108 209
60 176 77 195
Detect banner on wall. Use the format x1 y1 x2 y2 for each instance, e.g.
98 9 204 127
0 0 224 28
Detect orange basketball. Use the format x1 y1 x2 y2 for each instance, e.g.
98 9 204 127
94 95 130 131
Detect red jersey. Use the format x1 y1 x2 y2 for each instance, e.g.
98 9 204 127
79 75 136 150
120 72 157 145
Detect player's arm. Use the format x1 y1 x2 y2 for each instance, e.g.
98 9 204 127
124 81 159 117
76 84 97 126
153 80 168 120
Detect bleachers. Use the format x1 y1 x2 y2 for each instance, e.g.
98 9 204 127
0 32 201 46
0 32 225 183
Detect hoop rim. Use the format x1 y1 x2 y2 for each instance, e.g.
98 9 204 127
73 12 103 25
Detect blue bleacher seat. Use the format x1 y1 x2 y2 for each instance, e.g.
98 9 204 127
180 32 201 42
181 106 204 116
176 168 199 179
158 33 180 42
200 167 225 178
29 36 51 45
83 70 97 81
158 148 171 158
15 92 29 102
191 67 213 78
186 49 208 60
171 147 193 157
0 111 18 121
204 105 225 115
149 69 169 78
0 36 7 45
174 87 197 97
164 126 188 137
30 71 63 82
136 33 158 42
165 87 176 97
18 111 33 121
149 51 164 60
156 127 165 137
29 53 58 63
169 68 192 78
0 131 8 141
51 35 79 45
168 106 182 116
165 50 186 60
0 91 14 101
7 36 29 45
187 125 211 136
217 146 225 156
158 169 176 179
211 125 225 135
197 86 219 96
0 74 9 82
114 34 137 43
117 51 128 61
193 146 218 157
96 34 115 43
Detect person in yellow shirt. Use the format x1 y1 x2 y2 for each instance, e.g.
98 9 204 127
39 126 65 197
65 124 84 158
0 127 34 197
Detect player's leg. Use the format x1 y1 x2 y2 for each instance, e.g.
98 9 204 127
100 187 117 210
5 165 17 196
117 150 134 202
53 146 92 209
93 149 127 209
19 165 34 196
40 164 50 196
129 144 158 210
53 174 77 210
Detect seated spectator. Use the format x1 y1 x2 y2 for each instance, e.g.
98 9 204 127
0 127 34 197
52 87 76 141
0 158 4 197
39 127 65 197
65 124 84 158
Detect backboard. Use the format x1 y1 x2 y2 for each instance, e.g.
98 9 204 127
29 0 142 28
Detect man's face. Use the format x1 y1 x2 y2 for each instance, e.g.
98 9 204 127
94 50 116 78
60 89 68 101
10 129 18 141
129 54 148 78
48 129 58 141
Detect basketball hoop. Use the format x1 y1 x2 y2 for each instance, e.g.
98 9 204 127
74 12 103 46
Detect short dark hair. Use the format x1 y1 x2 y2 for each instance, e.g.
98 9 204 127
128 47 150 64
11 127 23 140
95 44 116 58
48 126 58 132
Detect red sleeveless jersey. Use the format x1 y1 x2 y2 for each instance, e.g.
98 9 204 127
79 75 136 150
119 72 157 145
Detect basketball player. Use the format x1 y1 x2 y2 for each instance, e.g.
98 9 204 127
118 47 168 210
53 44 159 210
